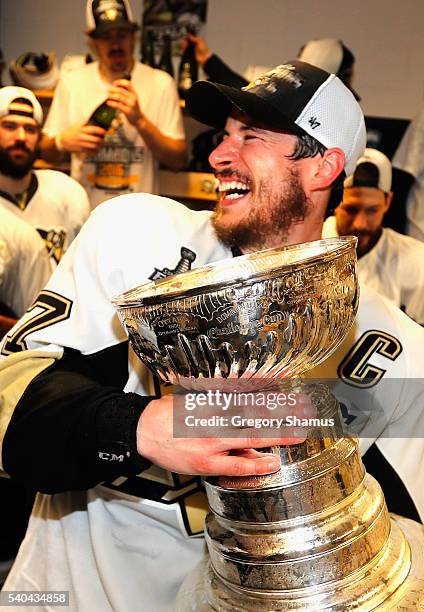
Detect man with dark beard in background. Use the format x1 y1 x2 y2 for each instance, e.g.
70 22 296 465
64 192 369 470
323 147 424 324
0 86 89 269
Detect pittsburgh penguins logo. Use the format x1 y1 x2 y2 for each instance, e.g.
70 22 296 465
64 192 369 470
101 468 209 536
37 228 66 265
149 247 197 281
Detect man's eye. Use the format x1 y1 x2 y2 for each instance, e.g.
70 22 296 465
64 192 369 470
245 134 258 140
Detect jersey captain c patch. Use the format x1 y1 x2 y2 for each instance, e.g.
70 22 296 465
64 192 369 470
338 330 403 388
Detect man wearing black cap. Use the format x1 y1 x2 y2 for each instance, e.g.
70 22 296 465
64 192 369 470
1 61 424 610
41 0 187 210
182 35 359 172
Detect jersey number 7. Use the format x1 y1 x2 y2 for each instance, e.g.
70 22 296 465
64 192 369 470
1 290 73 356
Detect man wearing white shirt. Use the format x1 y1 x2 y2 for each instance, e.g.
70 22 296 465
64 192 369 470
40 0 187 209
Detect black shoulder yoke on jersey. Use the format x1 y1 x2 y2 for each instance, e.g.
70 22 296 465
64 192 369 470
0 172 38 211
1 246 241 493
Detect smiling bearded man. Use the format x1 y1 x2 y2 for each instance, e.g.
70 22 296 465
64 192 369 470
212 144 314 251
3 61 424 612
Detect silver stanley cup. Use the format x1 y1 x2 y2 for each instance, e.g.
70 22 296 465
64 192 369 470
113 237 424 611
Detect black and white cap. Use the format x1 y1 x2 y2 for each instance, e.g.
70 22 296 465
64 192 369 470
344 148 392 193
0 86 43 125
86 0 138 37
186 60 366 176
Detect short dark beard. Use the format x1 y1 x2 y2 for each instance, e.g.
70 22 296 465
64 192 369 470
212 166 311 251
0 146 38 179
355 228 382 258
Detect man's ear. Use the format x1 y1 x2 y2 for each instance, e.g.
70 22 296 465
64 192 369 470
385 191 394 212
87 34 97 56
311 148 345 191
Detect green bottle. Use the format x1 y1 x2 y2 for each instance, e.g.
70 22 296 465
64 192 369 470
87 73 131 130
141 30 156 68
178 39 198 99
157 35 174 78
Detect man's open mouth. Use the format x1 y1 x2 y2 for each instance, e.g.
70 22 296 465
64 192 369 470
217 179 251 201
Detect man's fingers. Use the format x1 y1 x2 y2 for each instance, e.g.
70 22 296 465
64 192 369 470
80 136 104 149
106 99 127 111
108 87 135 102
204 452 281 476
231 448 275 460
83 125 107 136
218 433 307 449
112 78 132 89
82 134 104 144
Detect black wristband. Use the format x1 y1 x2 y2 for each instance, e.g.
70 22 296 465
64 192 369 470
94 393 154 473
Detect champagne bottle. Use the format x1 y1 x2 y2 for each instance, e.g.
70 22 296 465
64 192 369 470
87 73 131 130
0 49 5 87
177 38 198 99
141 30 156 68
157 35 174 78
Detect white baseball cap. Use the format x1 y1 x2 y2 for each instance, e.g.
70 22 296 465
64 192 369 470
344 148 392 192
297 38 359 100
298 39 344 75
187 61 366 176
0 86 43 125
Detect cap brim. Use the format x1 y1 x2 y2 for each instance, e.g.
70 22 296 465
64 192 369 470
90 21 138 37
186 80 305 134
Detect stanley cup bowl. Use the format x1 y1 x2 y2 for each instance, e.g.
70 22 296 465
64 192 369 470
112 237 358 386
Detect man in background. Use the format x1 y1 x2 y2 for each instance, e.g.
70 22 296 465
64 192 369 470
40 0 187 209
323 148 424 324
0 207 50 337
0 86 89 269
392 103 424 241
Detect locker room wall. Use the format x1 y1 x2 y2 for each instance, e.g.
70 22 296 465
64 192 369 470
0 0 423 120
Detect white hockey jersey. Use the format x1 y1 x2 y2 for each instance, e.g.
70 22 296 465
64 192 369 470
0 169 90 268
